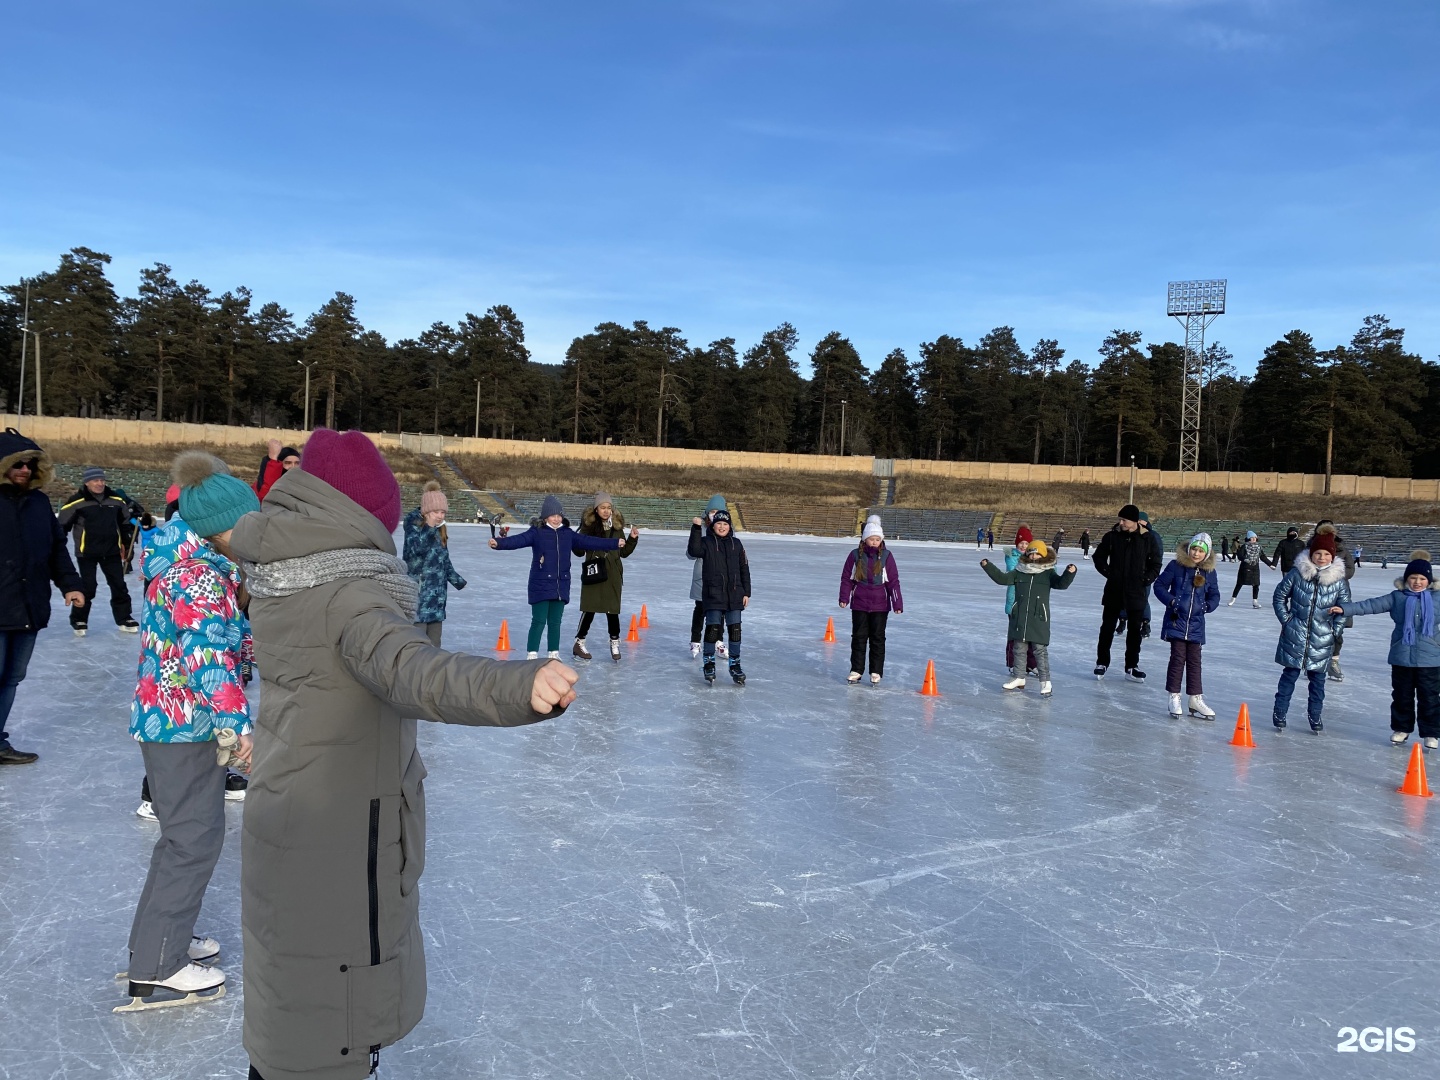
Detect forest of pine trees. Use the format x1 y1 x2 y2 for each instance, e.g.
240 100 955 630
4 247 1439 477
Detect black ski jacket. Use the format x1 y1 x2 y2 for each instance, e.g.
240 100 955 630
1093 524 1161 608
56 485 143 560
687 523 751 611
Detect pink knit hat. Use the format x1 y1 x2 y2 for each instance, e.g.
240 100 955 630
300 428 401 533
420 481 448 515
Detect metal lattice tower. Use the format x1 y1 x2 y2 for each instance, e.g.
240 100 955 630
1166 279 1226 473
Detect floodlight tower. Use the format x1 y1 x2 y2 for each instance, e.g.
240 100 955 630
1167 279 1226 473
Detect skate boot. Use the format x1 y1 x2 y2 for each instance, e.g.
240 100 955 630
1026 667 1040 679
189 935 220 962
572 638 592 661
0 740 39 765
1140 620 1151 639
115 962 226 1014
120 617 139 633
1227 598 1236 607
1391 730 1410 745
1425 737 1439 750
689 642 701 659
1272 714 1287 731
609 638 621 662
526 651 539 660
870 673 882 685
847 671 862 683
1168 693 1183 718
703 659 716 684
1327 657 1344 682
224 772 248 802
1093 665 1107 680
1309 716 1324 734
1187 695 1216 720
1125 667 1146 683
729 660 746 686
1002 675 1026 691
1039 681 1053 696
716 640 729 659
1252 599 1261 609
73 622 87 637
547 650 561 660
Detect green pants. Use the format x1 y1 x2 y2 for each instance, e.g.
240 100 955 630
528 600 566 653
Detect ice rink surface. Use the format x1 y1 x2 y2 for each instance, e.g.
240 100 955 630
1 527 1436 1079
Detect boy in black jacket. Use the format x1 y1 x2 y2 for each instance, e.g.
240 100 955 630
687 510 751 684
56 467 145 635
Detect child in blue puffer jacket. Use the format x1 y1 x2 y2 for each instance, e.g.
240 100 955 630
1272 524 1350 733
1333 550 1440 748
1152 532 1221 720
403 482 466 646
490 494 622 658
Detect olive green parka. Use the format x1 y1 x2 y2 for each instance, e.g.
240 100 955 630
230 468 563 1080
577 505 637 614
981 548 1076 645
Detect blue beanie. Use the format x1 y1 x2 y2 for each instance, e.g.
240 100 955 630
173 451 260 538
706 494 727 514
1404 550 1433 584
540 494 564 520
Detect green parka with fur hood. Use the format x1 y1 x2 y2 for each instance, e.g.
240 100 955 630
229 468 564 1080
577 504 637 614
982 546 1076 645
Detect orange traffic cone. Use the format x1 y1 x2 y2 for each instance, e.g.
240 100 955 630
495 619 511 652
639 604 650 628
1229 703 1255 748
823 617 836 643
626 614 641 642
1397 742 1434 798
919 659 940 696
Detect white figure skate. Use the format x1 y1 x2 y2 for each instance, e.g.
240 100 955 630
114 961 226 1013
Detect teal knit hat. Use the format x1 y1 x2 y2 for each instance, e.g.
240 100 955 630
173 451 260 538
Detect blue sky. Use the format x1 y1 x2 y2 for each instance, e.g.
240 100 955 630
2 0 1437 375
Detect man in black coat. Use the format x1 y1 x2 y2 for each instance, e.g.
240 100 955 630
56 466 144 636
0 428 86 763
1091 503 1162 682
1270 527 1305 574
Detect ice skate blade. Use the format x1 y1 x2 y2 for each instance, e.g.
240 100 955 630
114 982 225 1013
1189 710 1215 721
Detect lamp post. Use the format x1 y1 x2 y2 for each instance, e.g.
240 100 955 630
839 399 847 456
18 327 43 417
1129 454 1136 505
16 282 31 417
474 379 482 439
297 359 315 431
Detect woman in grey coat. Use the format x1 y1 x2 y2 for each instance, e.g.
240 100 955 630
230 430 577 1080
688 494 728 657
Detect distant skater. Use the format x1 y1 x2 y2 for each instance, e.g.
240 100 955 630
1152 533 1220 720
839 515 902 685
688 510 750 685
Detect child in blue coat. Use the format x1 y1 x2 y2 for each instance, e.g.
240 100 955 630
490 494 622 658
1333 550 1440 748
1152 532 1221 720
402 482 467 646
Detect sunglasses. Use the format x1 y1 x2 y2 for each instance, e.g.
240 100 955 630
10 459 38 471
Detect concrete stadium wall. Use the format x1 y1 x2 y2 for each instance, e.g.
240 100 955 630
4 414 1437 501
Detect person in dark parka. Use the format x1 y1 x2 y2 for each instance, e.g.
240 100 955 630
1271 526 1306 575
1092 504 1162 682
0 428 85 763
688 509 751 684
56 466 144 634
230 429 579 1080
573 493 640 662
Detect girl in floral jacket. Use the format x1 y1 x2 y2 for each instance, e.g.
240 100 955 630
402 482 466 646
123 452 258 1012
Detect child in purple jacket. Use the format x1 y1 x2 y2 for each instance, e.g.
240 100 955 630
838 516 903 684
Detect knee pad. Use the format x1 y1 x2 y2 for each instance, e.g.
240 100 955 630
704 623 723 644
727 623 741 644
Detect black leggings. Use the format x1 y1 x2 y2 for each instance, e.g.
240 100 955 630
691 601 705 644
577 611 621 639
1232 579 1260 599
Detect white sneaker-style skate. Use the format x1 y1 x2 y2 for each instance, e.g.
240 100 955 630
114 962 226 1014
1039 681 1052 696
609 638 621 661
716 641 729 658
1002 675 1026 691
1252 599 1261 608
136 800 157 821
189 935 220 962
547 650 560 660
870 673 882 685
1188 695 1216 720
1169 693 1183 718
526 651 539 660
1391 730 1410 745
847 671 862 683
689 642 701 659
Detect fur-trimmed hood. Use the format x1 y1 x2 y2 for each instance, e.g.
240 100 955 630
1017 548 1058 574
1175 542 1216 572
1294 549 1347 586
0 427 54 489
581 504 627 536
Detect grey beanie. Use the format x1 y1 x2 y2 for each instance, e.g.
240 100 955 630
594 492 614 511
82 466 105 484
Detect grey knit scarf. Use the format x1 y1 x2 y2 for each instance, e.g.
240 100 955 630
242 548 419 620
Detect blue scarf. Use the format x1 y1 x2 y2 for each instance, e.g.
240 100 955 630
1403 588 1434 646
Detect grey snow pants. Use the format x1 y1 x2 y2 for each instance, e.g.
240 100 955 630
128 740 227 981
